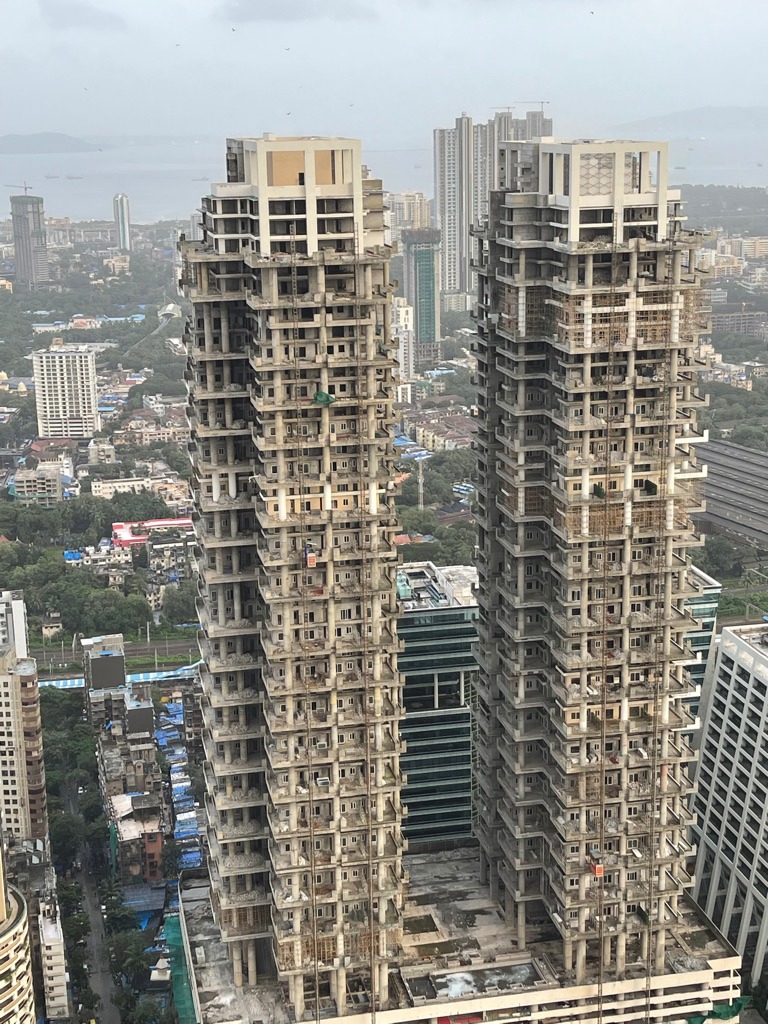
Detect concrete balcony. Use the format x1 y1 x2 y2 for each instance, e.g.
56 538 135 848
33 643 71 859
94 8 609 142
196 491 255 513
205 714 265 743
215 884 270 910
198 642 258 673
205 764 266 810
212 846 269 876
204 683 260 708
205 748 266 778
197 602 256 638
209 813 268 842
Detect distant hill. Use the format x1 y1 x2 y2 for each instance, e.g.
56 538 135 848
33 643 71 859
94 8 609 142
614 106 768 139
0 133 99 155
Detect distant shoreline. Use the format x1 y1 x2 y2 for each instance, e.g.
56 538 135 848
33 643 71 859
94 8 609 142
0 133 100 155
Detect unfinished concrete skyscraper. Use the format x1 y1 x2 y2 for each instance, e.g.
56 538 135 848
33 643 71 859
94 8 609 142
182 135 406 1019
475 141 709 982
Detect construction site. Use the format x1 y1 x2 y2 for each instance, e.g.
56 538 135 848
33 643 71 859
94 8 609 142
181 136 743 1024
182 135 405 1020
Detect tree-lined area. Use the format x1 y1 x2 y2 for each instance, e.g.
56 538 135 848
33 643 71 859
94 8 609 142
0 492 192 641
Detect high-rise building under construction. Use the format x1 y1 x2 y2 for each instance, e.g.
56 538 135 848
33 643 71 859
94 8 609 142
474 139 712 981
182 134 406 1019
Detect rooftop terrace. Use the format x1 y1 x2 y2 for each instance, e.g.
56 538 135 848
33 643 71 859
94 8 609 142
397 562 478 612
181 848 738 1024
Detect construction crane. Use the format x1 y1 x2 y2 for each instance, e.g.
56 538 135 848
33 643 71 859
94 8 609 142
489 101 550 113
2 182 34 194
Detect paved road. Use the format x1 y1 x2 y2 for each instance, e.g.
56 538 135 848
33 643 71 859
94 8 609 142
78 857 120 1024
63 783 118 1024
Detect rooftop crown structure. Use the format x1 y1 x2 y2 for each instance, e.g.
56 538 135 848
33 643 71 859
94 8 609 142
474 140 711 983
181 135 406 1019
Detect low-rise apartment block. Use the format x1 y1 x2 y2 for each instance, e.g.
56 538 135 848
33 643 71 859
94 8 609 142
711 310 768 336
11 465 65 505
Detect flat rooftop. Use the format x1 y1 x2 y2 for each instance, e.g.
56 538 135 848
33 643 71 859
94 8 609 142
719 624 768 672
40 913 64 947
182 848 736 1024
397 562 478 611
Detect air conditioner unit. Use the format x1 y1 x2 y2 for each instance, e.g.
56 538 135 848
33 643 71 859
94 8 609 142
316 741 328 750
316 777 331 788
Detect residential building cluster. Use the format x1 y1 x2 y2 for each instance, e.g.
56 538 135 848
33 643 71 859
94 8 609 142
112 402 190 449
63 516 195 609
0 190 188 290
3 431 191 512
85 635 203 875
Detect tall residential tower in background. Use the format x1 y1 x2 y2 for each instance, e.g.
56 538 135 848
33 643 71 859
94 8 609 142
113 193 132 251
402 228 441 370
433 108 553 311
10 194 50 289
182 134 406 1019
475 140 709 981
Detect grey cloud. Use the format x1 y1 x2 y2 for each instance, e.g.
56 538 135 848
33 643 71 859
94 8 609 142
38 0 127 30
222 0 377 22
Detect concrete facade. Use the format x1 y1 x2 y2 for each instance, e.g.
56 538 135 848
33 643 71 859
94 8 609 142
0 593 47 843
694 623 768 985
113 193 132 252
475 140 711 982
182 134 406 1019
11 195 49 289
386 192 430 246
0 884 35 1024
401 228 441 370
433 111 553 309
32 346 100 438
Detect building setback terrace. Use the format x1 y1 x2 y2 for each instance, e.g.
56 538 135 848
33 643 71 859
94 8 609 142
181 849 740 1024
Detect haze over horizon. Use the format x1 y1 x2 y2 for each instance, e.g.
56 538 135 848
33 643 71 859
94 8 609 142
3 0 766 145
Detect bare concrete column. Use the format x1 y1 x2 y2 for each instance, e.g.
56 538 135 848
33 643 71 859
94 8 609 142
289 976 304 1021
378 962 388 1008
489 858 499 901
616 931 627 974
232 940 243 987
655 928 665 973
247 940 257 985
479 847 489 884
575 938 586 983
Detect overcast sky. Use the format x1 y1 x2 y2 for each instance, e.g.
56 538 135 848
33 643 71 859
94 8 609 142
2 0 765 146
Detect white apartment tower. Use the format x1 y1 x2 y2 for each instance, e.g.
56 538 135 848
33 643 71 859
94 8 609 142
182 135 406 1019
694 624 768 985
386 191 430 245
32 347 100 438
113 193 132 252
475 141 712 982
433 109 553 310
